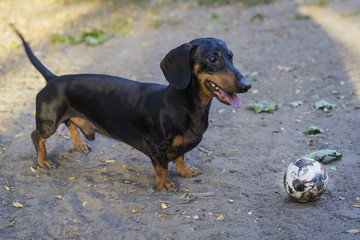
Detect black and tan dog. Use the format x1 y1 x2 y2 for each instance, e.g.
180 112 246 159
14 27 251 192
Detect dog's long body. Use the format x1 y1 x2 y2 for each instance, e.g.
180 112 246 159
14 27 251 191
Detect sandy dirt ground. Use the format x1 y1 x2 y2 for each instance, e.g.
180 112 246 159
0 0 359 239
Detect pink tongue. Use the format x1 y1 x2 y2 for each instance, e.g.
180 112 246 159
227 94 241 108
217 88 241 107
214 88 241 107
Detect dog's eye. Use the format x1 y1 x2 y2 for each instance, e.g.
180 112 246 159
208 56 217 63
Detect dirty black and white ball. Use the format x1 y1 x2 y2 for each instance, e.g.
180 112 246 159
284 158 328 202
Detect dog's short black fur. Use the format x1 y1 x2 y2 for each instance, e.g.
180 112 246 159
14 27 251 192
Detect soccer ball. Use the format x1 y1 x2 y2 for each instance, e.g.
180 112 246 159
284 158 328 202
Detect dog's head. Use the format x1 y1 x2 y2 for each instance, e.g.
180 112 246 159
160 38 251 107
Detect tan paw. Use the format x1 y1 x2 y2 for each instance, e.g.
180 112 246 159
74 142 91 155
177 165 201 178
38 157 53 168
156 177 179 192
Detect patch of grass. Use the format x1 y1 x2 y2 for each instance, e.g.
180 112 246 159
196 0 228 6
148 17 183 28
294 13 311 20
250 13 268 22
51 29 109 45
107 17 133 36
343 10 360 18
210 13 219 20
240 0 273 7
197 0 274 7
299 0 329 7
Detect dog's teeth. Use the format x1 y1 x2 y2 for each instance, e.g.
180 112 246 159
211 83 216 87
215 87 219 90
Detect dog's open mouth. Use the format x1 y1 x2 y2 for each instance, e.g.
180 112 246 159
205 80 241 107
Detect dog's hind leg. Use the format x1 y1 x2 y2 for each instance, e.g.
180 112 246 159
31 130 53 168
66 120 91 155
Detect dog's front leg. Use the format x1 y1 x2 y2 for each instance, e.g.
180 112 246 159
151 159 178 192
174 155 200 178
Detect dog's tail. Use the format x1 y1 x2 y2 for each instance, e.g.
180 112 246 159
11 24 56 82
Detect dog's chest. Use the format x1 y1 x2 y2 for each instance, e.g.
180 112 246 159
169 125 207 155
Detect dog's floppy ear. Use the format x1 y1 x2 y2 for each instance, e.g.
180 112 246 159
160 43 194 90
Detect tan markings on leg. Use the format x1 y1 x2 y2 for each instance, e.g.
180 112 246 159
154 165 178 192
174 155 200 178
68 121 91 154
172 135 183 147
37 138 52 168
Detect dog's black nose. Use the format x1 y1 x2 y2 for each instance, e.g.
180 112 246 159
238 78 251 93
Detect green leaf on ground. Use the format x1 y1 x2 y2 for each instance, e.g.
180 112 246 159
303 149 342 164
304 126 324 135
82 29 109 45
290 101 303 108
314 100 336 110
248 100 278 114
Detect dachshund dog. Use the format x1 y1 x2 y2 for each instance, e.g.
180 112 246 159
14 27 251 192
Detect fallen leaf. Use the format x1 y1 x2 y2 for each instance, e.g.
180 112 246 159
351 205 360 208
314 100 336 110
248 100 278 114
4 185 9 191
30 167 36 172
276 65 294 72
304 126 325 135
14 133 24 138
82 201 88 207
228 199 235 203
131 209 139 214
157 214 168 218
54 195 63 199
290 101 303 108
127 189 138 194
254 220 262 226
345 229 360 234
356 197 360 202
13 201 24 208
69 177 78 180
105 160 115 164
217 214 225 221
4 40 18 50
161 203 168 209
303 149 342 164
